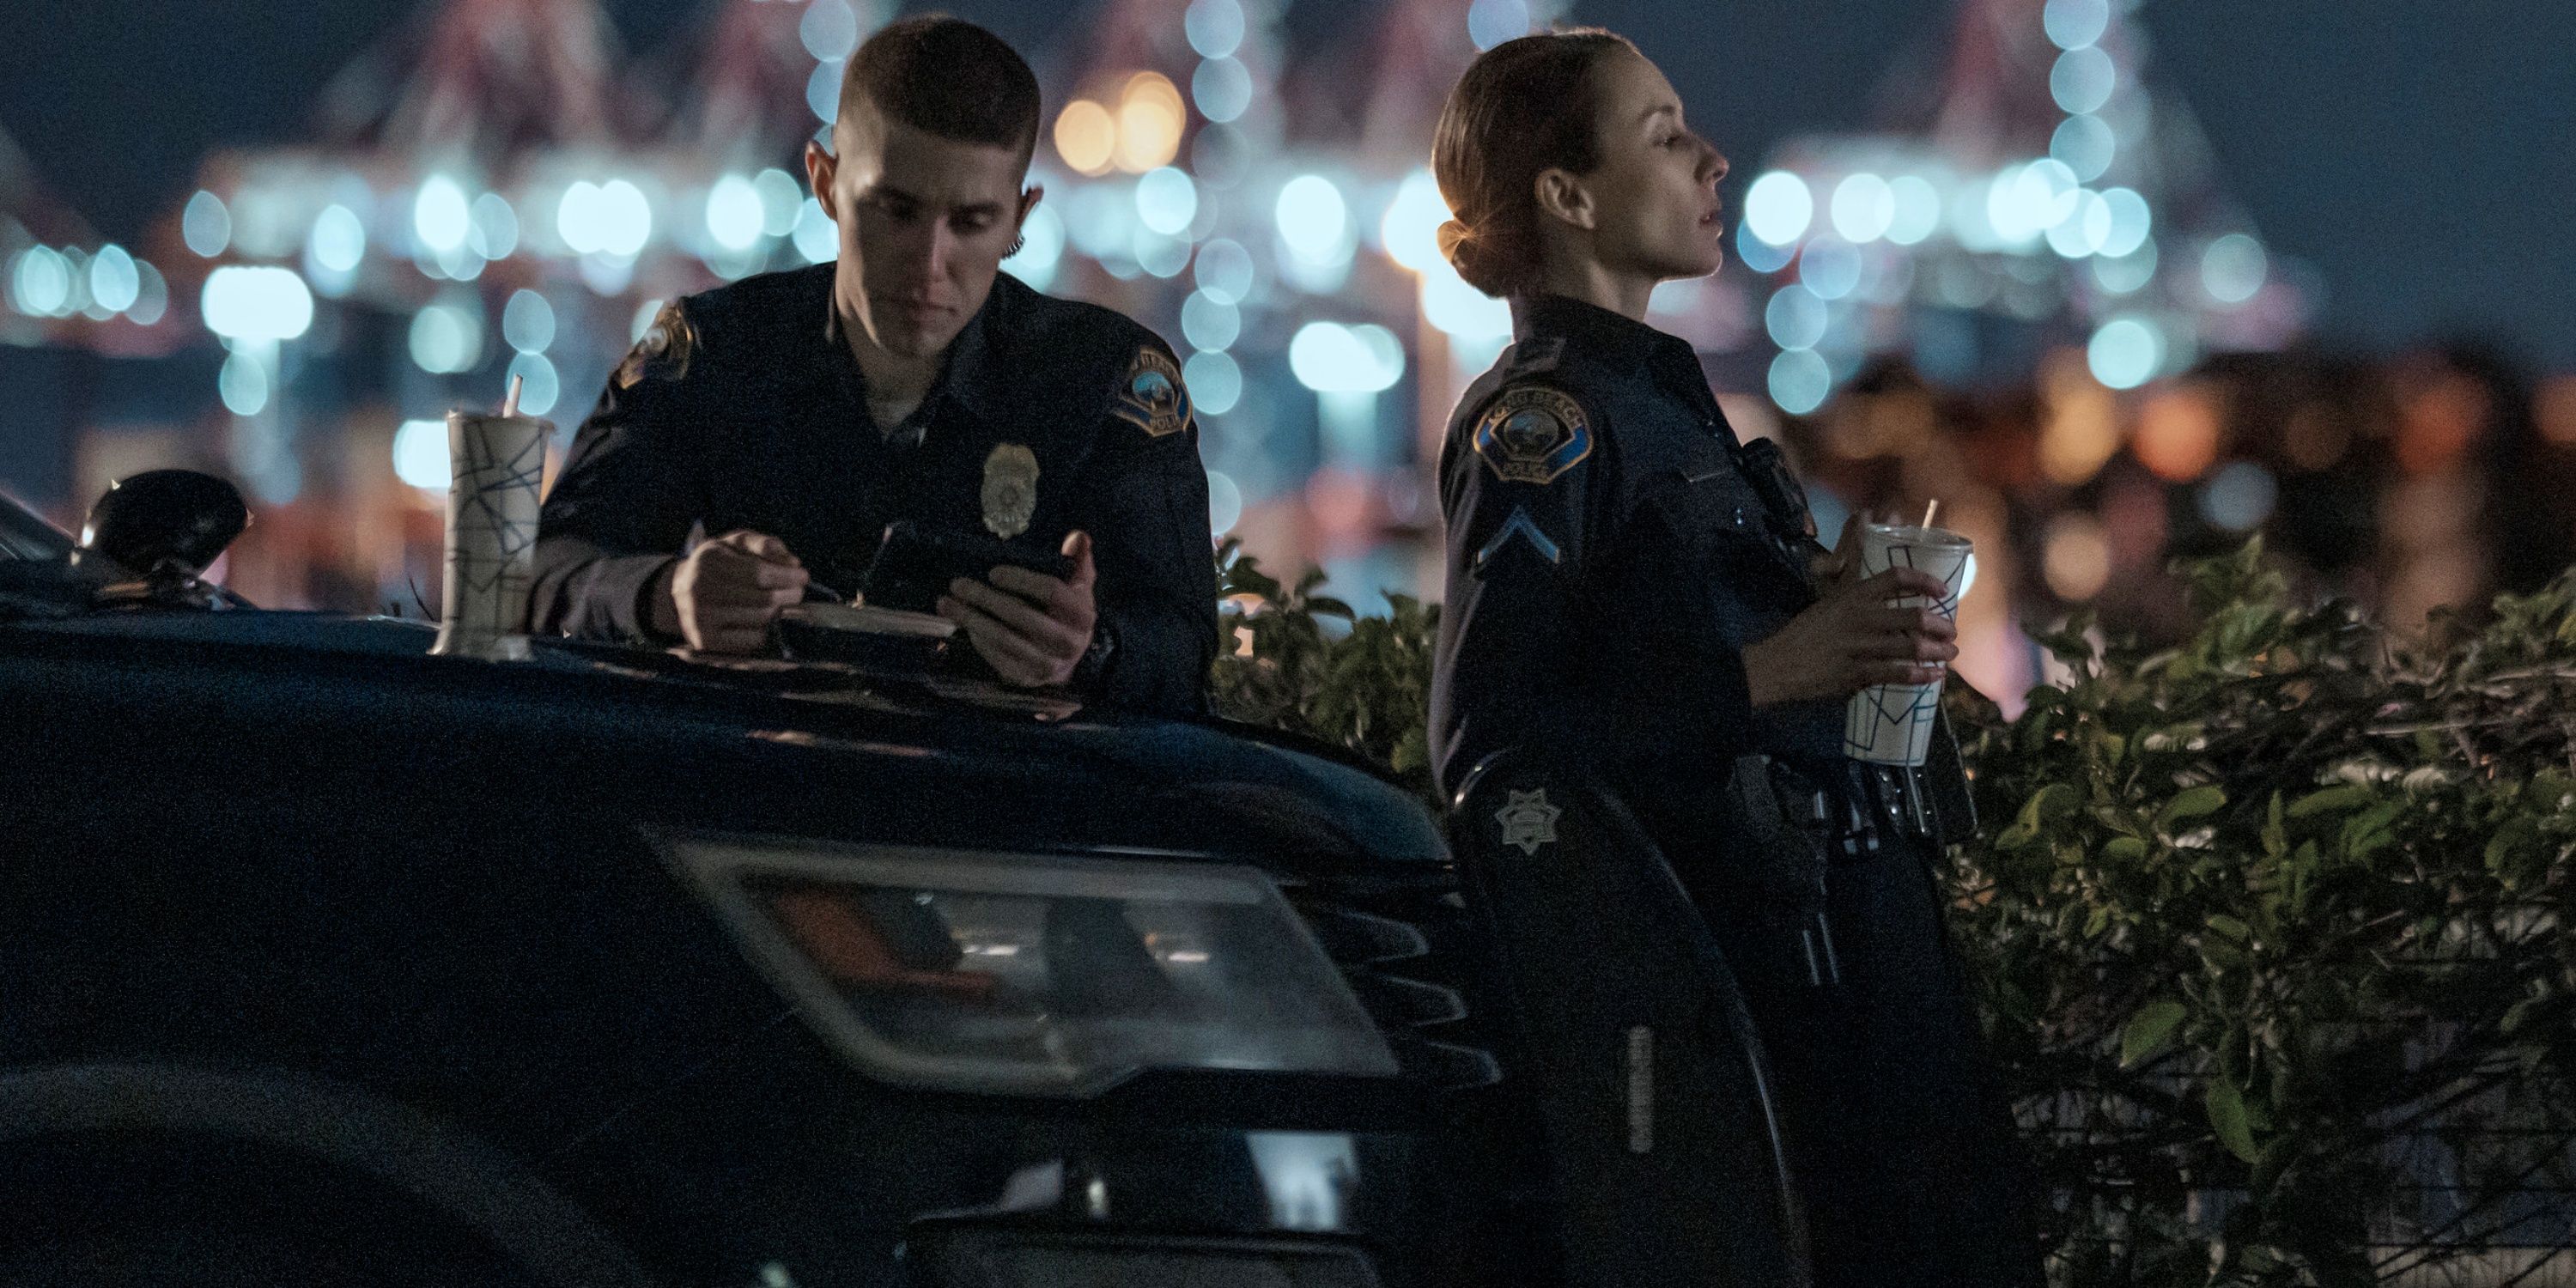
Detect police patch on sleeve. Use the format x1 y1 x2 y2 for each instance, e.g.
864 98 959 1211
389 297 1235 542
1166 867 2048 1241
1111 346 1194 438
1472 386 1594 485
615 302 696 389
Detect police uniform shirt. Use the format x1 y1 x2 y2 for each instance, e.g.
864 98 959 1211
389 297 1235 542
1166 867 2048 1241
1429 291 1844 799
531 264 1218 716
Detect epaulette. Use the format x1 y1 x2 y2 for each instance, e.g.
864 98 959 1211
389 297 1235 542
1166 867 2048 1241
1502 336 1567 379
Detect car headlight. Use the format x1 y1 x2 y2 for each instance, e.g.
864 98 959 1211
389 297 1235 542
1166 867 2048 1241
656 833 1401 1097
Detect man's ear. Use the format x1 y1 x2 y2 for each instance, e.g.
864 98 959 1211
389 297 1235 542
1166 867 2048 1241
804 139 841 222
1017 183 1045 228
1533 167 1596 233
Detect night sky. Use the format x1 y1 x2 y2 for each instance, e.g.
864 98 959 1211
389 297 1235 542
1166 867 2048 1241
3 0 2571 368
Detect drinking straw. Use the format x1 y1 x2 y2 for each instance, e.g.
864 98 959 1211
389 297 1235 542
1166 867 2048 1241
1922 499 1941 530
502 374 524 419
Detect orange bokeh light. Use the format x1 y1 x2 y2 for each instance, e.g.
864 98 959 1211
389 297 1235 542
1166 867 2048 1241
2134 385 2222 482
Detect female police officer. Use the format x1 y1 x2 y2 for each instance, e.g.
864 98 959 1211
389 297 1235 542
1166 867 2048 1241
1427 30 2043 1287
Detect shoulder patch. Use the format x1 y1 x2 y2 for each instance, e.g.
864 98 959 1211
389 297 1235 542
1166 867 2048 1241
1110 345 1194 438
1471 385 1594 486
615 302 696 389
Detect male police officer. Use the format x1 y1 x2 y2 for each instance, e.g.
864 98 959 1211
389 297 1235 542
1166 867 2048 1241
531 16 1217 715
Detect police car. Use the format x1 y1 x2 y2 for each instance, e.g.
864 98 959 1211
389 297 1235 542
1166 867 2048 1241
0 474 1568 1288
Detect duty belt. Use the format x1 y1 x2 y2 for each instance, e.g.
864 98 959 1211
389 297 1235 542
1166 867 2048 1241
1770 759 1946 858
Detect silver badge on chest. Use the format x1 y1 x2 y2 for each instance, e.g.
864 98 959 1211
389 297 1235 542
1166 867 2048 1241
981 443 1039 539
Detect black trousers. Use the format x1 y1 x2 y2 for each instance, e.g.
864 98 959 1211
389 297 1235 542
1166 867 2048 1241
1690 835 2046 1288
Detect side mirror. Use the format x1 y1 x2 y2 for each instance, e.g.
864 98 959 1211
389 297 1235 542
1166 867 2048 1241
79 470 250 579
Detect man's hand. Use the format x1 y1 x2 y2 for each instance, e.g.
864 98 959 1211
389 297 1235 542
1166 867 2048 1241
1742 566 1958 707
650 529 809 653
938 531 1098 688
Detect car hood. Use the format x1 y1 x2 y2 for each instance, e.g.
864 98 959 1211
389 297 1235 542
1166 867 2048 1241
0 610 1448 877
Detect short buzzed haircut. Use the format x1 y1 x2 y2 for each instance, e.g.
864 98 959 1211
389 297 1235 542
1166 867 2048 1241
837 15 1043 164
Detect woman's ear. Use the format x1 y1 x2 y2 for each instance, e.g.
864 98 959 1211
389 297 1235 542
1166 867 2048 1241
1533 167 1597 233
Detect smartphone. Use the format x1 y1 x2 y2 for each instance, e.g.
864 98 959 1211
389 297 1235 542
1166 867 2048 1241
858 521 1076 615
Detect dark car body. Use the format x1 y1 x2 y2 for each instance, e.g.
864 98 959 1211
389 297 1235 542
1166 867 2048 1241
0 495 1530 1287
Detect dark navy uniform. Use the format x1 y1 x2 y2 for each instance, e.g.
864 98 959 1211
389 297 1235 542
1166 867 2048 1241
1430 293 2040 1288
532 264 1218 716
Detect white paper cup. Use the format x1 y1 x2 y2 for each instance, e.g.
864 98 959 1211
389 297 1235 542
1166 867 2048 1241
1841 523 1973 766
430 410 549 660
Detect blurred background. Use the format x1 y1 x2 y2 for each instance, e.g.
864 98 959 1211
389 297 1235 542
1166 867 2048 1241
4 0 2572 713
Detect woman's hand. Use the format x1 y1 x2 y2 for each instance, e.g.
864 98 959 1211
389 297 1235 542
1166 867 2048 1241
1742 566 1958 707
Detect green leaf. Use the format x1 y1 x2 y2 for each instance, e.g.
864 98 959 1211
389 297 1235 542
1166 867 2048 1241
2287 783 2375 818
2157 785 2227 829
2261 792 2287 857
2206 1077 2260 1163
2103 835 2148 863
2206 914 2251 942
2121 1000 2187 1069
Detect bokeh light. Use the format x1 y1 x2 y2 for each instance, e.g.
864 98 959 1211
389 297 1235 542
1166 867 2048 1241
1054 100 1116 176
1136 167 1199 237
87 246 139 314
1830 173 1896 243
413 175 471 255
1185 0 1246 59
1182 290 1240 351
1467 0 1531 50
1192 57 1253 124
182 191 231 258
469 193 519 259
2202 233 2268 304
1769 349 1832 414
2050 114 2116 182
1290 322 1402 393
1798 238 1862 301
1206 468 1244 535
2041 513 2111 599
2199 460 2277 531
806 61 842 125
1194 238 1256 304
1115 73 1186 173
1380 170 1449 272
799 0 860 62
2135 384 2222 480
2044 0 2111 51
1743 171 1813 246
310 204 366 274
1005 203 1066 289
1886 176 1941 245
2086 315 2163 390
706 175 765 252
393 419 450 491
1184 349 1244 415
217 350 269 417
1420 258 1510 339
200 265 313 341
754 169 804 237
1765 285 1828 351
2050 46 2117 115
408 299 484 374
1736 221 1795 273
502 289 555 354
793 197 838 264
505 351 562 416
1277 175 1351 265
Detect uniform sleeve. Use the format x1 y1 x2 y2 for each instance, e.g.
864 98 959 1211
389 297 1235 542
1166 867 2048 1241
529 302 712 641
1430 384 1755 799
1068 339 1220 715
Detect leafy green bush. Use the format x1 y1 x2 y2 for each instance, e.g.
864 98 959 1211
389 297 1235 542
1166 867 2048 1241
1209 538 2574 1286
